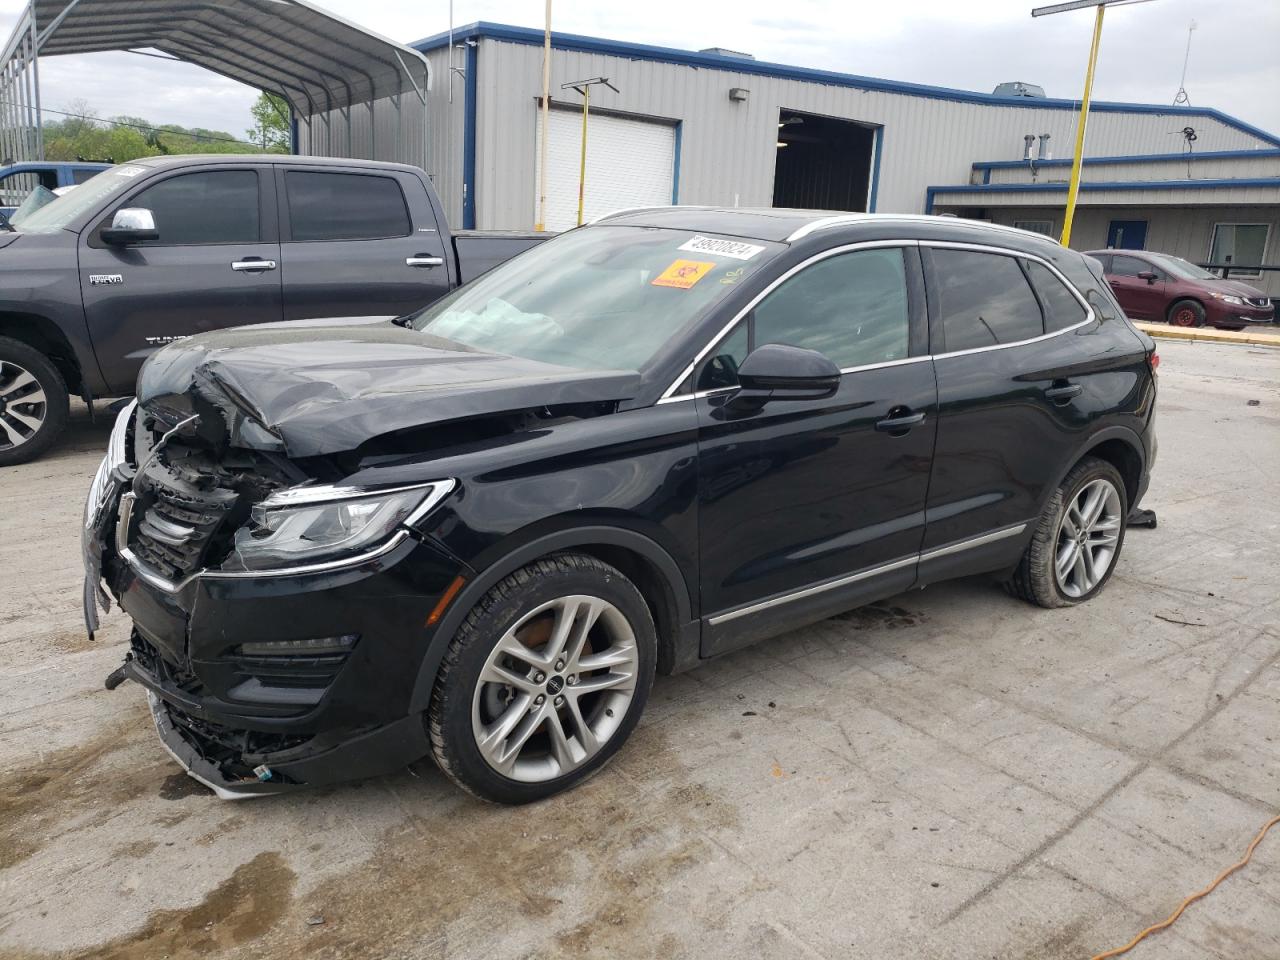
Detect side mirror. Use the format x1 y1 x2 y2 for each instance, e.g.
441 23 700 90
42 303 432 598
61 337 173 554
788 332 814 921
1137 271 1158 284
101 208 158 245
728 343 841 410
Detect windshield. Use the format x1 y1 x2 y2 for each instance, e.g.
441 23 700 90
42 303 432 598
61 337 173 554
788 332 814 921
410 226 782 372
8 185 58 226
1145 251 1217 281
14 163 139 234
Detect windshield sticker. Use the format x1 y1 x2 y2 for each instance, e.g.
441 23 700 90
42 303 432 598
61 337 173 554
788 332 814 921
720 267 745 285
652 260 716 289
114 165 146 177
678 235 766 261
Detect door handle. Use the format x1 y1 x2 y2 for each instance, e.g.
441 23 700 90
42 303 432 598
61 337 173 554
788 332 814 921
231 259 276 272
1044 381 1083 404
875 409 926 435
406 255 444 268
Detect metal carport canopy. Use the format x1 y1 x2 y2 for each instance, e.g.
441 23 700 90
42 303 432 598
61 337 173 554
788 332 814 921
2 0 431 119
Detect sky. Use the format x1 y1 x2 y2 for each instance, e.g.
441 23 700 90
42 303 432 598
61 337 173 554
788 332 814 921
1 0 1277 143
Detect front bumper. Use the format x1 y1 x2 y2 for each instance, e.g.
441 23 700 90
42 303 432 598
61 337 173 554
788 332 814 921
1206 299 1274 327
85 460 469 795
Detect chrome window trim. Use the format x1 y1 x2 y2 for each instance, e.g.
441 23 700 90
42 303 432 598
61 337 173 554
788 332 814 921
659 239 921 401
706 522 1029 626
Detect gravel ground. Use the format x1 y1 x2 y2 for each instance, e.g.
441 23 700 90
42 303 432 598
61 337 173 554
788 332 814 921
0 338 1277 960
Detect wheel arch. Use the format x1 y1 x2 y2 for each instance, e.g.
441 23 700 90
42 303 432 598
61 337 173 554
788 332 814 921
0 312 84 396
408 525 698 714
1052 426 1146 510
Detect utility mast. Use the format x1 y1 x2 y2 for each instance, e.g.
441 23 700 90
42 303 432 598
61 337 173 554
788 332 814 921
1173 19 1196 106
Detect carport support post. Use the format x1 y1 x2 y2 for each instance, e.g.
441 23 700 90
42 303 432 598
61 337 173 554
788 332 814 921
1060 3 1104 246
28 1 43 160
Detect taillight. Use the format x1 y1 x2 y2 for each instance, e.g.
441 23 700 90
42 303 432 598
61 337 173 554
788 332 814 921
1149 351 1160 375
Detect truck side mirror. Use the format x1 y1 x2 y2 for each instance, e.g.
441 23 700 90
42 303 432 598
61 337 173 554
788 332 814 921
101 208 158 245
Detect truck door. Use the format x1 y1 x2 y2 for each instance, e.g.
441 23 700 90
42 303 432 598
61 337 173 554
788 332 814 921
276 167 453 321
79 166 282 394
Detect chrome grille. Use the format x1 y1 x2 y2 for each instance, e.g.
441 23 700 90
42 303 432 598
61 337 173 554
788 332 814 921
1244 297 1271 308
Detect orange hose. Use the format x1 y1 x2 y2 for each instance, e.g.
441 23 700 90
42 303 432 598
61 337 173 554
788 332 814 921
1090 813 1280 960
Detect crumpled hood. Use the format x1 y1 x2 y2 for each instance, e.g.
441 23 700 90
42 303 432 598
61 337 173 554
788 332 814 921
136 316 641 457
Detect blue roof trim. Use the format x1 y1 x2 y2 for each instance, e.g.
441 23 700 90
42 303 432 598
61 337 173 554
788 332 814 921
411 22 1280 148
974 148 1280 170
926 177 1280 213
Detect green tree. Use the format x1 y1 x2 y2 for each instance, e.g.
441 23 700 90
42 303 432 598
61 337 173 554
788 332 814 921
246 92 291 153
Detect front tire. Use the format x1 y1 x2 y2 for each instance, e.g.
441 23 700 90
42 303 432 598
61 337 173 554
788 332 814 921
1006 457 1128 608
428 553 656 804
0 337 70 467
1168 299 1205 328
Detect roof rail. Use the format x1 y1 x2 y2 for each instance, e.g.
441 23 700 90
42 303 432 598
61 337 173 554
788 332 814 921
785 213 1061 245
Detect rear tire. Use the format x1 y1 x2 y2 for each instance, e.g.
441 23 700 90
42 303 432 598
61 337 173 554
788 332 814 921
428 553 656 804
1006 457 1128 609
1168 299 1205 328
0 337 69 467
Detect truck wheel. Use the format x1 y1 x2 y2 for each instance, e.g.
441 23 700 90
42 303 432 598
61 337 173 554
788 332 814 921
428 553 656 804
1005 457 1128 609
0 337 69 467
1168 299 1205 328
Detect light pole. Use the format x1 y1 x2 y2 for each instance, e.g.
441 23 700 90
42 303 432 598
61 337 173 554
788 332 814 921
1031 0 1157 246
561 77 618 227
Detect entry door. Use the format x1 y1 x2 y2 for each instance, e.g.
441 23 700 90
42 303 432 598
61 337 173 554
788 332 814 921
1106 254 1166 320
79 167 282 394
695 245 936 656
1106 219 1148 250
534 108 675 231
277 168 452 321
921 246 1097 579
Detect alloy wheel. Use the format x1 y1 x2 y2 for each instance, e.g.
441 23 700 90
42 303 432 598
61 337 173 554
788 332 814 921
1054 478 1122 598
0 361 48 451
471 595 639 783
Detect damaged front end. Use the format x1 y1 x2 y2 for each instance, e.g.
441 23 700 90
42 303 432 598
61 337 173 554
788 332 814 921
84 385 466 797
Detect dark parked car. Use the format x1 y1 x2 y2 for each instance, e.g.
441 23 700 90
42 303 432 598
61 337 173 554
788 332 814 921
0 154 546 465
85 211 1158 803
1086 249 1274 330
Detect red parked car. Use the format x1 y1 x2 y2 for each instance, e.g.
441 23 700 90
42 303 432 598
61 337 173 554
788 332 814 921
1085 249 1275 330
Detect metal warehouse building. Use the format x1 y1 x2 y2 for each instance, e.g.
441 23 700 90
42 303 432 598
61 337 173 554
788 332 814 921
296 21 1280 294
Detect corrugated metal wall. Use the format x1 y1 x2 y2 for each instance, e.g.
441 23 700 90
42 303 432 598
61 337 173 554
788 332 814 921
980 204 1280 296
296 43 467 227
472 37 1267 230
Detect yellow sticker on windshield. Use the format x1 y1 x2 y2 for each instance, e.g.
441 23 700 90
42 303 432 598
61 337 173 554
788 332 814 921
652 259 715 289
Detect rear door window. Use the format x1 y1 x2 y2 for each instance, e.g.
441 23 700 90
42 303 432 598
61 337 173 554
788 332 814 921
930 249 1043 351
1025 261 1088 332
285 171 411 241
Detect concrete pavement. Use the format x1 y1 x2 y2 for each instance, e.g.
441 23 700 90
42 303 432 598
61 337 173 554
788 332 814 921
0 338 1277 960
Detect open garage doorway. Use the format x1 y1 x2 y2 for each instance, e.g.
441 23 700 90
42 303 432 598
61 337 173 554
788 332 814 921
773 110 877 212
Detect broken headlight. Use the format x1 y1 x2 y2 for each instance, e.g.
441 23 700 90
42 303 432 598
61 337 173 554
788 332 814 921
225 479 455 572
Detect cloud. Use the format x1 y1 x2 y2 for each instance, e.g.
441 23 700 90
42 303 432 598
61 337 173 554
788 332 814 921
1 0 1276 139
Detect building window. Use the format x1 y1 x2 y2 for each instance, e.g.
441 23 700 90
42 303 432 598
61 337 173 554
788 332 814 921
1208 223 1269 279
1014 219 1054 237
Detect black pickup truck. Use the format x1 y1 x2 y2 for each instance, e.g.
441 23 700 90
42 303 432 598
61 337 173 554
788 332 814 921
0 154 546 464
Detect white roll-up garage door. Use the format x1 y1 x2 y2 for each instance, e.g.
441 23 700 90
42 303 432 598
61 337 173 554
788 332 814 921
535 107 675 232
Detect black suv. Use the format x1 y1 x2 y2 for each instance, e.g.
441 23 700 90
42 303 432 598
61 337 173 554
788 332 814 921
85 209 1158 802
